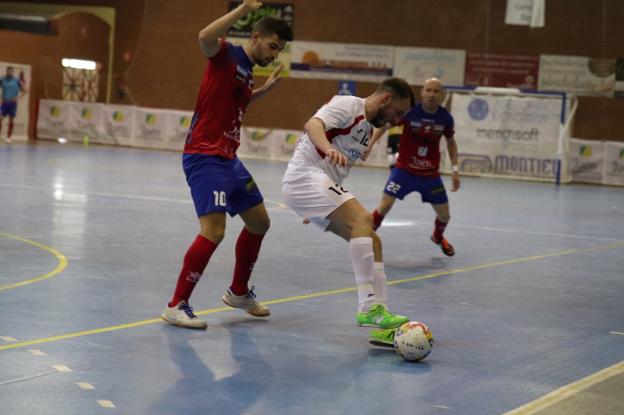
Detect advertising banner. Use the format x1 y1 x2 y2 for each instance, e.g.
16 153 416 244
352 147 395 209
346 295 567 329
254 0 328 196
464 52 539 89
239 127 272 159
165 111 193 151
393 47 465 86
133 107 168 148
102 104 135 146
603 141 624 186
269 129 300 162
505 0 545 27
569 139 605 184
68 102 103 143
37 99 69 139
227 2 293 38
290 41 393 82
452 93 562 179
539 55 616 97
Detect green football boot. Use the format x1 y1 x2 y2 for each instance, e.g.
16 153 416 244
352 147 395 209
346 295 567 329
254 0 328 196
368 328 396 348
356 303 409 329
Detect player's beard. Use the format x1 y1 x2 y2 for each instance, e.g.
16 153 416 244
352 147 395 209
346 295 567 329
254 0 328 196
370 108 388 128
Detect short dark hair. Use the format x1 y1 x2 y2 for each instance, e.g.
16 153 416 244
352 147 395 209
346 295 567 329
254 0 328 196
377 77 415 107
253 16 293 42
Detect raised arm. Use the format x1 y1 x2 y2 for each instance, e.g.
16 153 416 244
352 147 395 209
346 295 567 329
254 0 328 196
198 0 263 58
304 117 348 168
250 63 284 103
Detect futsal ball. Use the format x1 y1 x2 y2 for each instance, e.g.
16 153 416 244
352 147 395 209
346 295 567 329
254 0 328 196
393 321 434 362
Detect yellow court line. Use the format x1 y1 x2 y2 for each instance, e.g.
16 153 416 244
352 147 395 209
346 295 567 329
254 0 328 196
502 360 624 415
0 232 68 292
1 241 623 352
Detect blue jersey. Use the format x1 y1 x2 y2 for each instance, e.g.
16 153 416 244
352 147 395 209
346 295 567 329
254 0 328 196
1 76 21 101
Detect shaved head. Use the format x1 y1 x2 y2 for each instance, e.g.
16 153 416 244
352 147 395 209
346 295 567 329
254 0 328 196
421 78 444 113
424 77 442 88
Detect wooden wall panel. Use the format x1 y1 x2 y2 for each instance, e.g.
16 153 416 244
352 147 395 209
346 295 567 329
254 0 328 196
3 0 623 140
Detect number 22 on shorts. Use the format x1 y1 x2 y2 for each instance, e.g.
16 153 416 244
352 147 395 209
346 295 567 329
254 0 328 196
386 181 401 194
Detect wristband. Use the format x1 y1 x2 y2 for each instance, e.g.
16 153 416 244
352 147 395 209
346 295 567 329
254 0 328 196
452 165 459 173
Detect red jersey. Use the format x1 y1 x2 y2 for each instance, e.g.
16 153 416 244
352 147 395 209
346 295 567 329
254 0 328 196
395 103 455 177
184 40 254 159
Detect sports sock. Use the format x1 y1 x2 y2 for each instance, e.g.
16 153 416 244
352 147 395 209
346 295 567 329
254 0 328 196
433 217 448 242
230 227 265 295
373 262 388 307
372 209 384 231
169 234 217 307
349 237 376 312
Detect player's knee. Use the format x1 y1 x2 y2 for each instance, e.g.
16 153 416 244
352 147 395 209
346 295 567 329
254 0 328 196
356 212 375 234
438 212 450 223
247 217 270 235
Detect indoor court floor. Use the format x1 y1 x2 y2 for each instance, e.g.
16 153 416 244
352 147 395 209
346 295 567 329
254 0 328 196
1 141 623 414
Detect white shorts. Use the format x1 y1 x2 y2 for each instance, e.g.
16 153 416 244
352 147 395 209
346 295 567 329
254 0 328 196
282 171 354 230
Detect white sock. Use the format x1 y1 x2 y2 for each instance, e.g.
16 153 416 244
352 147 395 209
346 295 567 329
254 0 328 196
349 237 376 312
373 262 388 308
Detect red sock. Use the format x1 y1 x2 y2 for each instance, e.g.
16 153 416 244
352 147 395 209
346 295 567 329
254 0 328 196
230 228 265 295
169 235 217 307
372 209 385 230
433 218 448 242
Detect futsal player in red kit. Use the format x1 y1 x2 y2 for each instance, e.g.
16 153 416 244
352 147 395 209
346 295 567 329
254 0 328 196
162 0 293 329
366 78 460 256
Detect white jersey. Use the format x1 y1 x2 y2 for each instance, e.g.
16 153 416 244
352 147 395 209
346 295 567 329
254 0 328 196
282 95 373 185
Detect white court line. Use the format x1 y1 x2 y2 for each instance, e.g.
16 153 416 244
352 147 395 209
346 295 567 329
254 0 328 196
77 382 95 390
610 331 624 336
52 365 72 373
28 349 46 356
384 219 623 242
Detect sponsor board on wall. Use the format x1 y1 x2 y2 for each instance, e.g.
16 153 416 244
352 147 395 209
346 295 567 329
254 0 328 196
603 142 624 186
539 55 616 97
238 127 272 159
102 104 135 146
269 129 300 162
37 99 69 139
227 2 293 38
505 0 545 27
1 61 31 141
133 108 168 148
393 47 465 86
165 111 193 151
464 53 539 89
68 102 103 143
569 138 605 184
452 93 562 180
290 41 393 82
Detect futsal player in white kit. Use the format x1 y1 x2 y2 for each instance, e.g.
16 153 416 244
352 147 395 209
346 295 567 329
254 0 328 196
282 78 414 332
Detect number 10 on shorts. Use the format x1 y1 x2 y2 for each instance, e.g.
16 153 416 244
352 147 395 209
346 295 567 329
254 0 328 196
213 191 226 207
